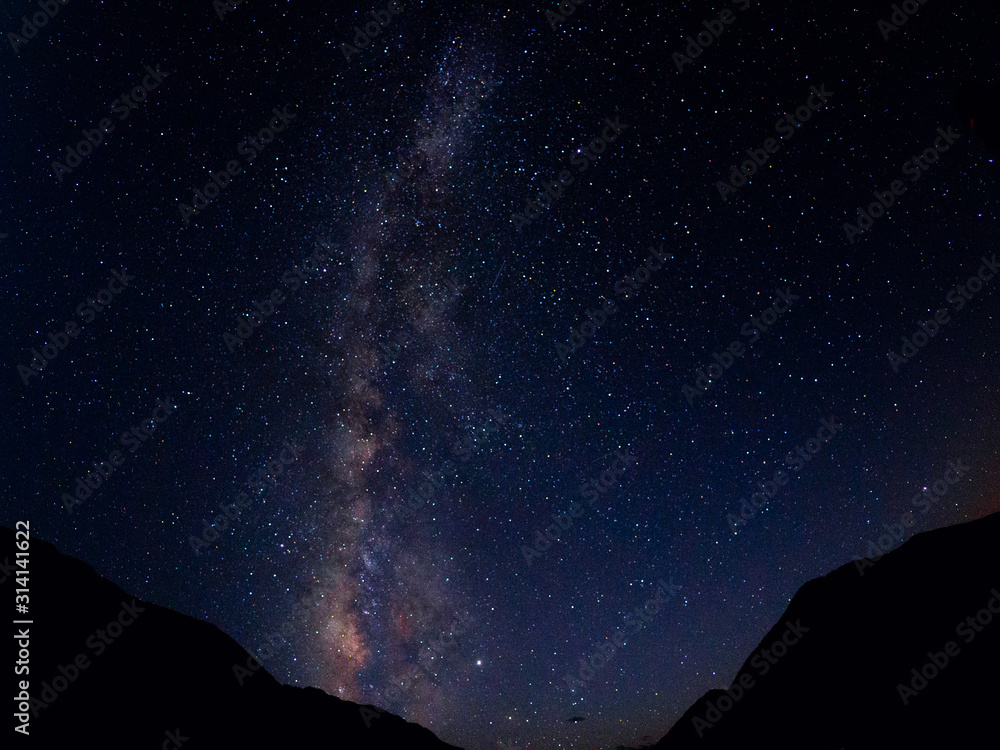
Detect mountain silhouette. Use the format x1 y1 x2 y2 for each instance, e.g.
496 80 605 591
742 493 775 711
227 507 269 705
9 512 1000 749
650 511 1000 749
2 525 462 749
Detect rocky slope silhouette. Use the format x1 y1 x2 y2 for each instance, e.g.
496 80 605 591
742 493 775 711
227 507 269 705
2 525 462 749
9 511 1000 750
651 511 1000 749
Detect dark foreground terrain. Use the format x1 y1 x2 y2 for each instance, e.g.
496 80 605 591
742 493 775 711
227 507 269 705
652 511 1000 750
7 511 999 749
3 525 462 749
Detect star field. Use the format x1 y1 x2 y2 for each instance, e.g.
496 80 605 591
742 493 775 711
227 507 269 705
4 1 1000 748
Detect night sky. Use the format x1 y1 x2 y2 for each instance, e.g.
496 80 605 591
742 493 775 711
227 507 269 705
4 0 1000 748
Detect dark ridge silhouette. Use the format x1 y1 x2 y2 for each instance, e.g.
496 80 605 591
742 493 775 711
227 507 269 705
2 526 463 749
10 512 1000 750
650 511 1000 750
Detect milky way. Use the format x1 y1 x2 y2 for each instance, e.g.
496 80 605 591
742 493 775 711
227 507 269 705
6 2 1000 749
289 32 501 714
